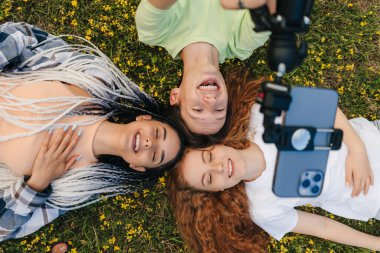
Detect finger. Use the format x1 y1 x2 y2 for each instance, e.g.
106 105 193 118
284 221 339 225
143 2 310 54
65 154 81 170
345 169 353 187
39 130 53 153
56 126 76 154
364 177 371 195
48 128 66 151
351 176 361 197
62 129 82 158
359 178 365 196
370 170 374 185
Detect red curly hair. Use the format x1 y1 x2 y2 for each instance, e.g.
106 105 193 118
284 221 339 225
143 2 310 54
167 68 269 253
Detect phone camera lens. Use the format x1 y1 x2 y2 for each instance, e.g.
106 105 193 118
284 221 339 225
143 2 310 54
311 185 320 194
302 179 311 188
313 174 322 182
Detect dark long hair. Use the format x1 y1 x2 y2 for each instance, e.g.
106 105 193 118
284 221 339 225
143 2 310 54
78 96 186 189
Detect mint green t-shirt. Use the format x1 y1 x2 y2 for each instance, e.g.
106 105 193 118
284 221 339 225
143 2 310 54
135 0 270 63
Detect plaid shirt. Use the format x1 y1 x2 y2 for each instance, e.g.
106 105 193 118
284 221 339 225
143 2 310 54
0 22 101 241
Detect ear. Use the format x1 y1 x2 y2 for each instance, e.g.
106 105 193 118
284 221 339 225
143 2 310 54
136 114 152 121
169 88 180 105
130 164 146 172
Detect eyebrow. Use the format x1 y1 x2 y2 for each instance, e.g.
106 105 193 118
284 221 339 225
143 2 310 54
163 126 167 140
201 173 206 186
159 151 165 164
201 150 206 164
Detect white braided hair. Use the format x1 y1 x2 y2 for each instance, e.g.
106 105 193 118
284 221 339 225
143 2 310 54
0 36 159 210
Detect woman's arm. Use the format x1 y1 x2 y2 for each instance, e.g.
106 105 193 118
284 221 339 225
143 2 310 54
0 22 60 71
0 177 65 241
335 108 373 196
148 0 177 9
220 0 276 13
292 210 380 251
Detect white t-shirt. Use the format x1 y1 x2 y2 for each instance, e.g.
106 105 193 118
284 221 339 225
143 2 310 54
245 104 380 240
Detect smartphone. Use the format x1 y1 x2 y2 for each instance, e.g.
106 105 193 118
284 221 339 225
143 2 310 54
272 86 339 197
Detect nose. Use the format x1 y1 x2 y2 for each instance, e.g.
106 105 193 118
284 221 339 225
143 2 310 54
144 137 152 149
203 94 216 104
212 161 223 174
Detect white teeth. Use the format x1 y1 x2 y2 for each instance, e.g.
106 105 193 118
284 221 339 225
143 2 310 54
198 82 218 91
134 133 140 152
228 159 232 177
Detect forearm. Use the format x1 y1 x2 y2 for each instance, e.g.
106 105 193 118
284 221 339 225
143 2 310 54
148 0 177 9
317 216 379 250
0 177 53 241
293 211 380 251
335 108 365 152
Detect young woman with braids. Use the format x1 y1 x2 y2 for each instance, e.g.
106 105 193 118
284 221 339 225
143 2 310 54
167 68 380 252
0 22 186 242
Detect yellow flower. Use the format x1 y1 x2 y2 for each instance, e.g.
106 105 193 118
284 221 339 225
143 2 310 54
360 21 367 27
347 3 353 7
114 245 121 251
71 0 78 7
99 214 106 221
321 37 326 43
71 19 78 27
109 236 116 244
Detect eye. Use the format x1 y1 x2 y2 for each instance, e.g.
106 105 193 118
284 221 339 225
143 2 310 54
193 108 202 113
216 108 225 112
152 152 156 162
209 151 213 163
155 128 158 139
209 174 212 185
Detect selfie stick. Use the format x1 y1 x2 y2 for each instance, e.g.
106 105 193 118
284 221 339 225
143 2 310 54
250 0 343 151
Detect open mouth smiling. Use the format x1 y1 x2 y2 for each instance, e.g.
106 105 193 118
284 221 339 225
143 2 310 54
197 79 219 91
132 131 141 153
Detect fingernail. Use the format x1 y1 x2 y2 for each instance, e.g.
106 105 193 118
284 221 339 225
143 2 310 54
63 125 69 132
72 124 78 131
77 129 83 137
48 128 53 134
75 154 83 161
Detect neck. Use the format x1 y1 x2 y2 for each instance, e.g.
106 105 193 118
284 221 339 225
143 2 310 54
240 143 266 182
93 121 127 157
181 42 220 71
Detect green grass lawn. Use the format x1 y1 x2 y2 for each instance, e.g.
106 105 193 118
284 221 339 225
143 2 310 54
0 0 379 252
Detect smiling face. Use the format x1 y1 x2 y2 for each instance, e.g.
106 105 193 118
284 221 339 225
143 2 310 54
170 65 228 134
122 116 181 171
181 145 246 192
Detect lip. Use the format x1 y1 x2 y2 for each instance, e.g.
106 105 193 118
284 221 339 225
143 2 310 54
228 158 234 178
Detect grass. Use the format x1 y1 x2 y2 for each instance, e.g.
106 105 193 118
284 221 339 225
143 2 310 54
0 0 379 252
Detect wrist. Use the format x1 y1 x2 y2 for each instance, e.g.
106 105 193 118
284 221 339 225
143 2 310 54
26 176 50 192
347 140 366 155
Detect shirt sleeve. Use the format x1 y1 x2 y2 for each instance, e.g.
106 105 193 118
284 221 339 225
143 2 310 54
0 177 65 241
135 0 177 45
0 22 61 71
250 206 298 240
